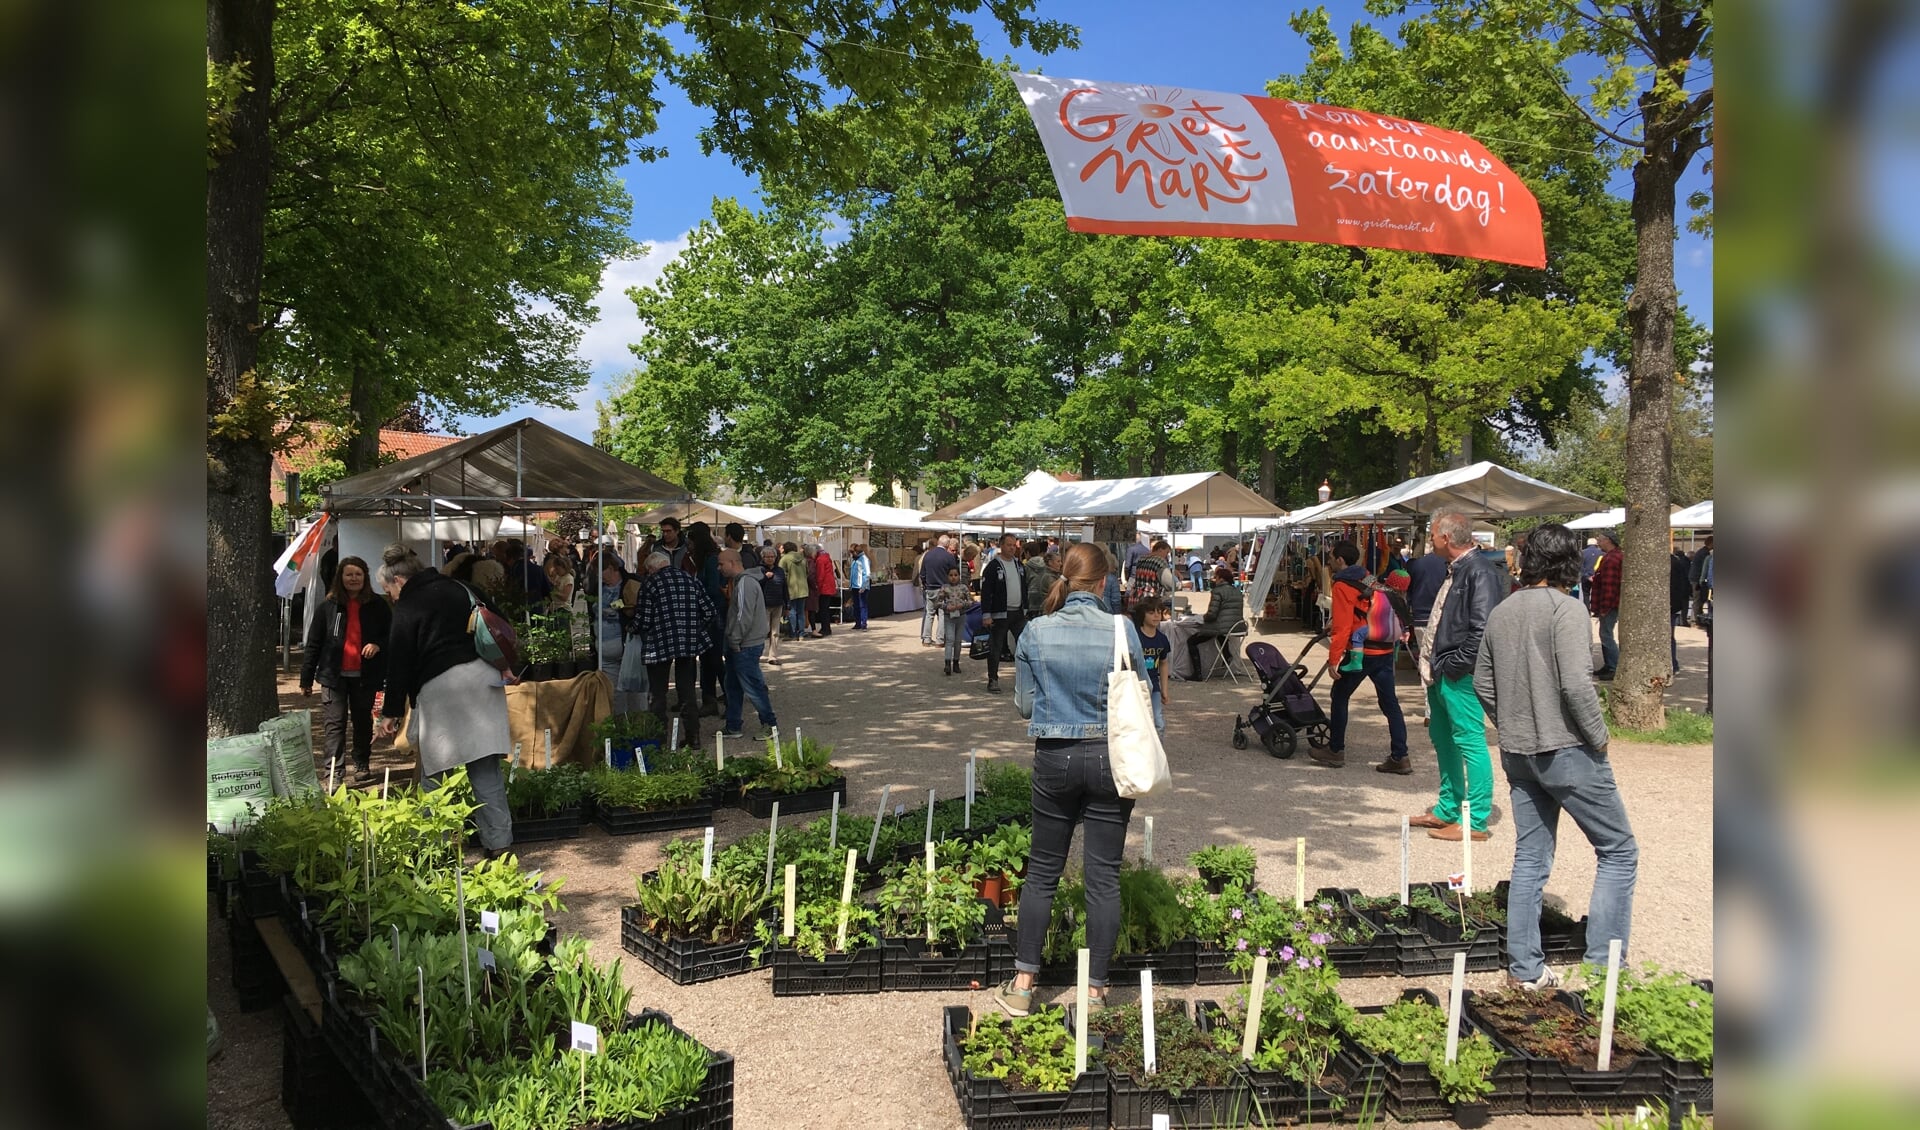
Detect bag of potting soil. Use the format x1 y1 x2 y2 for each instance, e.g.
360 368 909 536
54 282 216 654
256 711 321 797
207 733 276 832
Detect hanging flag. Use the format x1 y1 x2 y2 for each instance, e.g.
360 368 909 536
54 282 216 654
273 513 331 599
1012 74 1545 268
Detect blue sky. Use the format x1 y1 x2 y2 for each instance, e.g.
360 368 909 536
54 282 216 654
459 0 1713 439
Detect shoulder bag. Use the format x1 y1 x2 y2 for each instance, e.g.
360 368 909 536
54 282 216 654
1107 615 1170 797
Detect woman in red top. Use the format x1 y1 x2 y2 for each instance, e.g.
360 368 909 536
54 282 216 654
811 543 839 637
300 556 392 784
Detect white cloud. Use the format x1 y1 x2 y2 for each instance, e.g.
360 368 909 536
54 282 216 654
457 233 692 440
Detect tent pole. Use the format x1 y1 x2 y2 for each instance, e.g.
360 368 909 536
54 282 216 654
515 430 524 497
597 499 606 699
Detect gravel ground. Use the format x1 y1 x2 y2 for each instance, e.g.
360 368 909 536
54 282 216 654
209 601 1713 1129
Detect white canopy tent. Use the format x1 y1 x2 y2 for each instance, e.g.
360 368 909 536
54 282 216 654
961 471 1287 522
1318 461 1603 524
629 498 782 529
1669 500 1714 529
1567 507 1626 530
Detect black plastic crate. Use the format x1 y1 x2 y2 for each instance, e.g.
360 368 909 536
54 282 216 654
1493 879 1589 965
1664 1060 1712 1123
1036 939 1197 987
1344 988 1527 1122
1315 888 1404 977
281 994 378 1130
769 944 884 995
1391 884 1503 976
228 905 282 1013
229 854 283 920
619 904 762 985
594 799 716 836
1462 988 1667 1116
881 937 1007 992
737 775 847 819
941 1005 1109 1130
1107 1068 1257 1130
506 803 584 843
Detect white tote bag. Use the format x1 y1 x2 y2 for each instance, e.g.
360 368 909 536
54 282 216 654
1106 615 1171 798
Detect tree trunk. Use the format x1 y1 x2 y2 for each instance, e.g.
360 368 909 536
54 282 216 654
1258 445 1276 503
1394 434 1415 481
206 0 279 737
1148 440 1167 477
1079 447 1095 479
345 355 384 472
1221 430 1240 481
1125 452 1144 477
1610 144 1682 732
1453 426 1474 468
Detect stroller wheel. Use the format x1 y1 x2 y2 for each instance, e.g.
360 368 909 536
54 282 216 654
1262 720 1299 760
1307 733 1328 749
1231 728 1249 750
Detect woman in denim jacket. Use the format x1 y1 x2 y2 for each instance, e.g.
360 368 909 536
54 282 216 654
994 543 1162 1017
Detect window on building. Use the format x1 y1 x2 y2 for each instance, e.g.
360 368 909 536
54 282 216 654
833 485 850 502
908 487 921 509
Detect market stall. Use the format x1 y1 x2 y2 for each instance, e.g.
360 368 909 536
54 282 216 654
761 497 941 618
315 417 688 766
624 499 782 561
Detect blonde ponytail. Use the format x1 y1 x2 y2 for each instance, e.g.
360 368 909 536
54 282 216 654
1041 542 1110 616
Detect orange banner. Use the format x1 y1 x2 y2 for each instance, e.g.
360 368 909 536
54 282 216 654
1014 74 1545 268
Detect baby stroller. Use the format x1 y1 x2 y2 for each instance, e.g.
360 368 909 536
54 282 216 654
1230 632 1332 759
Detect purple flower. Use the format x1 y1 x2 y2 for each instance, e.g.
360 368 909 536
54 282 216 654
1279 945 1295 962
1258 947 1269 957
1312 956 1324 968
1236 938 1249 951
1317 901 1334 912
1230 908 1244 920
1292 922 1305 932
1309 932 1330 946
1296 957 1312 970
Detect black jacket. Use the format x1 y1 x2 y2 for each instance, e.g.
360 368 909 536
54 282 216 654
380 569 483 717
300 596 392 691
981 556 1024 617
1670 552 1693 616
1427 549 1509 681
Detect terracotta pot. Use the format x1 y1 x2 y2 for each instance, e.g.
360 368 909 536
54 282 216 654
975 875 1005 906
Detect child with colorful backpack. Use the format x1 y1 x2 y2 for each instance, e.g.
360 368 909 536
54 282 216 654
1311 540 1412 770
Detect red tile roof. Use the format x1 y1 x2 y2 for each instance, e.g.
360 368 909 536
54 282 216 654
273 428 462 502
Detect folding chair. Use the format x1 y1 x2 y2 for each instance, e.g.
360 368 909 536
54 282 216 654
1203 619 1252 684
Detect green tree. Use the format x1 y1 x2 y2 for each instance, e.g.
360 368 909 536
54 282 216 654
1368 0 1713 731
207 0 1076 735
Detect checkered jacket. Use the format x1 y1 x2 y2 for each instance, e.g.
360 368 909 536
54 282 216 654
637 566 716 663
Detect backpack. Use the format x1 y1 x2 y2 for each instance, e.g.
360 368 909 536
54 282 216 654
1345 575 1412 650
1128 556 1166 610
459 583 521 677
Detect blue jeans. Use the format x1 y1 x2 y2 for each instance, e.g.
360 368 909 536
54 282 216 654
1013 738 1135 985
425 755 511 852
1330 651 1407 758
943 611 963 665
850 588 869 628
1502 745 1638 980
723 644 776 732
787 602 806 638
1598 610 1619 670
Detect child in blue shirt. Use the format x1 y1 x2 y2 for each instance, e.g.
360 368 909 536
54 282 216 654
1130 595 1171 713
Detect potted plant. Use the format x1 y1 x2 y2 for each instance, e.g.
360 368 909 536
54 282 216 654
1193 925 1360 1120
1576 964 1712 1117
945 1004 1108 1130
1344 989 1513 1125
728 733 846 817
588 765 713 835
1188 844 1256 894
875 854 995 990
966 823 1030 908
621 851 770 985
592 711 665 770
501 761 590 841
1040 862 1196 986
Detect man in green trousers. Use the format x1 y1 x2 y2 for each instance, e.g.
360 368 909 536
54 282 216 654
1412 511 1508 841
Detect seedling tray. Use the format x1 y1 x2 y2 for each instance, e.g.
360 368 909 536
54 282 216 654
770 945 884 996
619 903 762 985
506 803 584 843
1106 1068 1257 1130
1493 879 1589 965
594 799 716 836
940 1005 1109 1130
881 937 1007 992
1463 989 1666 1116
737 774 847 819
1344 988 1526 1122
1192 999 1374 1124
1036 939 1197 987
227 905 282 1013
231 853 282 919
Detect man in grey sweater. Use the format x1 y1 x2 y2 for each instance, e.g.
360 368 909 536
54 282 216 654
719 549 777 740
1474 522 1637 991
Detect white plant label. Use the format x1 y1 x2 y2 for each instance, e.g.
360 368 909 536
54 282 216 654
417 966 428 1081
715 733 724 771
1597 938 1623 1071
1295 837 1307 909
764 803 780 891
783 864 798 937
1400 816 1411 905
702 827 715 881
1153 1117 1172 1130
925 841 938 943
1242 954 1269 1060
1445 951 1468 1064
514 742 522 768
867 785 892 864
382 767 391 798
924 788 936 844
829 792 840 851
1447 872 1467 892
773 727 782 768
480 910 500 936
670 717 681 751
1461 787 1473 895
1074 948 1092 1077
836 848 858 951
1140 969 1157 1074
1144 815 1154 864
570 1021 600 1055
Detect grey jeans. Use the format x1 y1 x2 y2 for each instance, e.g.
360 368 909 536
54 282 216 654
424 754 513 852
1502 745 1637 979
1014 738 1135 985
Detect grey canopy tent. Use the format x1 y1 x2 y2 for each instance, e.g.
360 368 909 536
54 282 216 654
319 416 688 661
